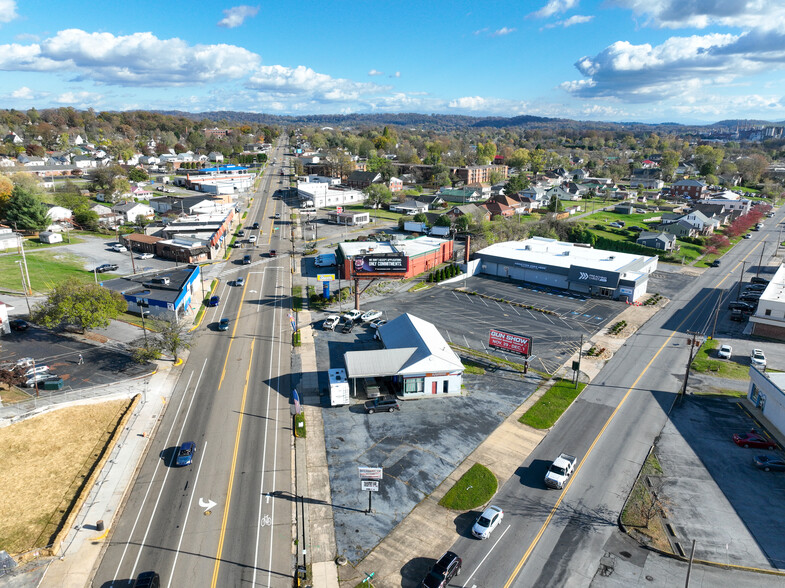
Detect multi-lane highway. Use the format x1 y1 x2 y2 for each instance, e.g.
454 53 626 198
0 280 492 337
95 139 296 588
448 207 780 587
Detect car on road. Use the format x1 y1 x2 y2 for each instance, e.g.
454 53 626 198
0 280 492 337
733 431 778 450
743 233 752 239
10 319 29 331
322 315 340 330
269 249 277 257
111 244 127 252
274 212 281 219
252 222 259 229
753 455 785 472
342 310 363 323
243 254 251 265
369 318 387 329
729 301 755 312
710 259 721 267
717 344 732 359
137 252 154 260
94 263 118 273
472 505 504 539
249 235 257 243
236 276 245 287
176 441 196 466
208 295 220 307
364 395 400 414
360 309 383 322
751 348 767 368
134 571 160 588
218 318 230 331
238 229 245 237
421 551 462 588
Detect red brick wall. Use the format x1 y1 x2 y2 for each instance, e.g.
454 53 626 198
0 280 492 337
339 241 454 279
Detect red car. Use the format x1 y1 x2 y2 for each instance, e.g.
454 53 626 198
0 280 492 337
733 430 778 450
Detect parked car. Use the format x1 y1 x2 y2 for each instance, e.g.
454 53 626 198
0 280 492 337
218 318 230 331
751 348 767 368
733 430 778 450
740 292 762 302
710 259 721 267
753 455 785 472
176 441 196 466
471 505 504 539
608 222 622 228
369 319 387 329
743 233 752 239
236 276 245 287
342 310 363 323
361 309 383 322
322 315 340 330
730 309 745 322
25 373 55 387
238 229 245 237
208 295 220 307
10 319 29 331
111 244 127 252
717 344 732 359
364 395 400 414
137 252 154 260
94 263 119 273
134 571 161 588
729 301 755 312
340 319 355 334
751 276 770 285
421 551 462 588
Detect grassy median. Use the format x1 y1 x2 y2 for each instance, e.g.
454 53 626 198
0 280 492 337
519 379 586 429
439 463 497 511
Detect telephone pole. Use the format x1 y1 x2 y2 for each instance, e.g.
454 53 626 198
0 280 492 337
681 331 702 397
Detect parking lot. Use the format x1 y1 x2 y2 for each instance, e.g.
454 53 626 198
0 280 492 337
655 396 785 569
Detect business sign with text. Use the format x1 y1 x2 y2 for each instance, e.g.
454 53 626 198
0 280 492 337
353 254 408 274
568 265 620 289
488 329 532 356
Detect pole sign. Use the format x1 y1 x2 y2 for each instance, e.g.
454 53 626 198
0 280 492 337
361 480 380 492
358 467 383 480
336 206 343 213
488 329 532 356
316 274 335 282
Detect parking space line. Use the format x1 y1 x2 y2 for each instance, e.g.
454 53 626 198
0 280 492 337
509 304 521 316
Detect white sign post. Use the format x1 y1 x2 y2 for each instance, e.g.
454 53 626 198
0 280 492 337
359 467 383 513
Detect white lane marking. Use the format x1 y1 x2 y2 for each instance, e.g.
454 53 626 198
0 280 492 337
167 442 209 588
252 268 281 586
126 360 208 582
462 524 512 587
109 364 199 585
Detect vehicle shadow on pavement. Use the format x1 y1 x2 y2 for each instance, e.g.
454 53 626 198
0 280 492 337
516 459 551 489
452 510 480 538
400 557 436 588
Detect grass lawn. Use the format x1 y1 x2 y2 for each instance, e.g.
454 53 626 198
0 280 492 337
691 338 751 379
292 285 303 312
20 235 85 249
0 399 132 553
0 251 98 294
294 412 306 437
329 204 402 221
519 379 586 429
621 452 670 551
439 463 497 511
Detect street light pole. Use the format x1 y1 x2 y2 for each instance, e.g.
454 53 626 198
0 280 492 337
16 261 31 314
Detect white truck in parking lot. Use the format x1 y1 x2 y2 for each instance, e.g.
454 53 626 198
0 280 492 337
544 453 577 489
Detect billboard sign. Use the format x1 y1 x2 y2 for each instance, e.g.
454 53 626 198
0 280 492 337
568 265 620 289
488 329 532 356
353 254 407 274
358 466 383 480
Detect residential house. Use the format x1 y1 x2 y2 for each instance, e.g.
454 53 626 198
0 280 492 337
208 151 224 163
438 187 482 203
519 185 547 204
113 201 155 223
658 219 699 238
17 154 45 167
545 185 580 202
445 204 490 223
47 206 72 222
4 132 23 144
468 182 492 198
516 196 540 213
129 184 153 199
388 177 403 192
414 195 444 209
564 182 588 198
630 177 665 190
481 201 515 218
72 155 98 169
38 231 63 244
389 200 429 215
671 179 706 199
718 173 742 186
636 231 676 251
680 209 719 234
346 170 382 189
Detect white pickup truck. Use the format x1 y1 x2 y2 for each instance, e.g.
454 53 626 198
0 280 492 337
544 453 577 489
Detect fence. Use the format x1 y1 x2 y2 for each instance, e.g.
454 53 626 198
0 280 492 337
0 378 151 424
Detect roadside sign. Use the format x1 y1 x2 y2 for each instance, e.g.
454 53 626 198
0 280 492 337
317 274 335 282
336 206 343 213
358 466 383 480
361 480 380 492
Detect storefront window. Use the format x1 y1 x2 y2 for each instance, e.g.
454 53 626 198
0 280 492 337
403 377 424 395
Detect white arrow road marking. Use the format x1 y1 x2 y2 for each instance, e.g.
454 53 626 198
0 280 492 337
199 497 217 512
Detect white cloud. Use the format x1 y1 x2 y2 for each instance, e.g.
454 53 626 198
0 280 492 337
611 0 785 30
543 14 593 29
246 64 389 103
10 86 35 99
473 28 489 36
217 5 260 29
491 27 516 37
368 69 384 76
529 0 579 19
448 96 487 110
55 90 103 106
390 71 401 78
0 29 261 86
0 0 19 24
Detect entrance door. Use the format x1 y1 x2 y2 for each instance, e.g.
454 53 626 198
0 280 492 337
432 382 438 394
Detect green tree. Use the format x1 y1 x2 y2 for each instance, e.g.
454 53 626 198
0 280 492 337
363 183 392 209
736 154 769 185
73 207 99 231
32 282 127 332
506 148 530 170
413 212 428 224
504 174 530 194
366 156 395 181
546 195 563 212
694 145 724 177
5 186 50 231
435 215 452 227
155 318 191 362
127 168 149 182
660 150 680 180
475 141 497 165
455 214 471 232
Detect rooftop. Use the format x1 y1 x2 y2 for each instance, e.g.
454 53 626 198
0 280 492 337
339 236 448 258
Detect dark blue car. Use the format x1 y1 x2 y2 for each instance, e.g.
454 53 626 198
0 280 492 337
208 295 220 307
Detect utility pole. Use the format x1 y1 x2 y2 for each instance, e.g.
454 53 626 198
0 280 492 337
17 234 32 295
574 334 583 389
756 242 765 277
710 292 722 340
681 332 701 397
16 261 32 314
736 261 747 301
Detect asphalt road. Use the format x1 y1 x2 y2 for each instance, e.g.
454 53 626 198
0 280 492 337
445 205 784 587
94 140 295 588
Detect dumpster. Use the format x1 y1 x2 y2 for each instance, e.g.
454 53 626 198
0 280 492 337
42 378 64 390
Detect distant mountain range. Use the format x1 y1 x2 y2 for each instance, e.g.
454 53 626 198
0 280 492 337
152 110 785 132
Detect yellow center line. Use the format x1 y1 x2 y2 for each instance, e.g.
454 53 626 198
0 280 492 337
503 244 762 587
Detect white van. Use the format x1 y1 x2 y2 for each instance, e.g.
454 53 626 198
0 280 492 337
314 253 336 267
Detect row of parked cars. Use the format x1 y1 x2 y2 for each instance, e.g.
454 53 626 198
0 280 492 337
322 309 386 333
729 276 769 321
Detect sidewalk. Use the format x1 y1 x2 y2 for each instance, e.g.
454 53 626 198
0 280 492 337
36 357 186 588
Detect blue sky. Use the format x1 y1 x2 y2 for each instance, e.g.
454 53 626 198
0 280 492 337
2 0 785 124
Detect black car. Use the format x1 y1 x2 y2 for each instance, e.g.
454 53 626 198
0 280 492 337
252 222 260 229
740 292 762 302
751 276 770 285
364 395 400 414
729 301 755 312
730 309 745 322
341 319 355 334
710 259 721 267
243 254 251 265
94 263 119 273
745 283 766 291
421 551 462 588
135 571 160 588
10 319 29 331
